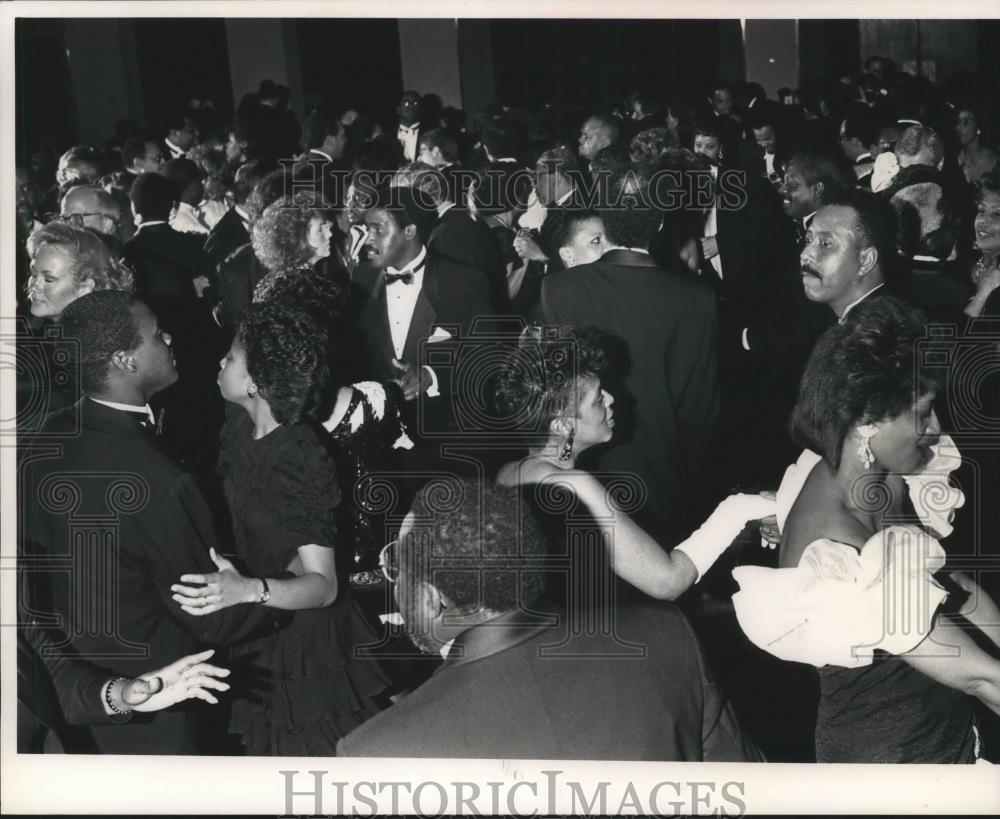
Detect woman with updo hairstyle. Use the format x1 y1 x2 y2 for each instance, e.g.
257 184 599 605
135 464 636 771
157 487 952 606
172 292 390 756
965 169 1000 319
955 104 998 185
629 126 678 169
494 326 773 605
25 221 132 319
732 297 1000 763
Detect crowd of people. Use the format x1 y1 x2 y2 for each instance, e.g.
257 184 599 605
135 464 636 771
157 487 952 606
15 60 1000 763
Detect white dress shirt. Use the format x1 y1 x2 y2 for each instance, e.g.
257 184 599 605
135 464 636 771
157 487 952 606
164 137 186 160
384 246 439 397
89 397 156 425
398 123 420 162
703 163 723 278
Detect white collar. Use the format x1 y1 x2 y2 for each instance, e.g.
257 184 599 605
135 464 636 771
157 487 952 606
436 201 456 218
603 244 649 255
234 204 250 224
803 211 817 228
89 397 155 424
838 282 885 323
309 148 333 162
855 152 873 163
386 245 427 277
492 156 519 163
164 137 185 157
135 220 168 231
398 122 420 133
555 188 575 206
439 638 456 659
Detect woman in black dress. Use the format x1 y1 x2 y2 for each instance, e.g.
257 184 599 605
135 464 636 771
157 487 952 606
171 292 389 756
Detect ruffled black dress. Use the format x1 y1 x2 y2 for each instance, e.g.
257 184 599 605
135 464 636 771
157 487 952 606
219 412 389 755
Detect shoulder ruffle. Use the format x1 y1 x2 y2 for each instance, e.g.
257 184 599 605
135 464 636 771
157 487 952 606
902 434 965 538
732 525 948 668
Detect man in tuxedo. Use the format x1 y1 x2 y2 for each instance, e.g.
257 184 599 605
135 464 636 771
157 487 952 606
780 151 852 249
839 106 881 189
396 89 425 163
417 128 467 204
338 479 760 760
163 158 209 235
20 291 279 753
296 107 349 208
204 159 276 269
395 163 505 308
746 110 790 186
121 137 165 178
800 190 894 322
355 186 494 442
541 169 721 542
577 114 620 171
124 172 224 481
164 114 198 160
707 82 743 159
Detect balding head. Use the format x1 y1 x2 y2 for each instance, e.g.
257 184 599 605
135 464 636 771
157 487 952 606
60 186 120 236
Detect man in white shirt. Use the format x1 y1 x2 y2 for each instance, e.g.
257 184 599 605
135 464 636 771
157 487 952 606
356 186 494 436
164 116 197 160
397 90 424 163
839 108 881 189
162 158 209 235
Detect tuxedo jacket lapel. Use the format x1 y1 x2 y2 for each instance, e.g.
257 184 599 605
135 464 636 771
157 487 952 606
402 282 437 364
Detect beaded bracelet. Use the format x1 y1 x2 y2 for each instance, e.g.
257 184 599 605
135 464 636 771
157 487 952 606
104 676 133 718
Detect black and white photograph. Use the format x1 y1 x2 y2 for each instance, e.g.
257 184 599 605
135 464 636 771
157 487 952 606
2 0 999 814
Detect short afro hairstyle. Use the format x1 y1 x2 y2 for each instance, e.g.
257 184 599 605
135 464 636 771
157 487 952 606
238 291 334 425
837 188 900 269
538 208 601 260
790 296 945 471
493 325 608 435
58 290 142 394
399 478 549 616
368 184 437 245
417 127 460 164
129 172 178 221
598 167 663 250
121 137 157 172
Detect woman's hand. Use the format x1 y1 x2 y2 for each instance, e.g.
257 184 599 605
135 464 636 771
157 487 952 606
124 650 232 712
513 231 548 263
171 548 258 615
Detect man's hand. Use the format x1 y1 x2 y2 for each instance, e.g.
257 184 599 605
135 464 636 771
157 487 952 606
391 358 432 401
124 649 232 712
192 275 211 298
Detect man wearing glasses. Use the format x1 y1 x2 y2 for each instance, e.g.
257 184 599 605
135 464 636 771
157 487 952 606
59 185 123 251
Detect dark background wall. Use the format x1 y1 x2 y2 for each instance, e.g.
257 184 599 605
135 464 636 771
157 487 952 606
14 17 998 155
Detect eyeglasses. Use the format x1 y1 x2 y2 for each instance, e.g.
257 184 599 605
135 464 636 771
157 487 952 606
379 539 400 584
57 212 117 227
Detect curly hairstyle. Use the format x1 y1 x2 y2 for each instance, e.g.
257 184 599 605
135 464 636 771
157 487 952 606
493 325 608 435
238 293 334 425
186 142 232 203
978 169 1000 200
790 296 945 471
629 127 678 167
58 290 141 394
538 208 600 260
599 167 663 250
251 197 327 274
400 478 549 616
27 222 133 292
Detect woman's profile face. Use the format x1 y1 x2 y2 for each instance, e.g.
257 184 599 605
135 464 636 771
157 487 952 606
570 375 615 450
27 244 93 318
870 392 940 475
217 337 253 405
974 189 1000 257
306 216 333 262
559 217 608 268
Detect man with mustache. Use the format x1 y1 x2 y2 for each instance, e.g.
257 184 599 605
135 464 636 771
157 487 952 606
800 189 896 323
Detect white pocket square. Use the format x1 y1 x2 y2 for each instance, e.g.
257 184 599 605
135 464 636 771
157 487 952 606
428 327 452 342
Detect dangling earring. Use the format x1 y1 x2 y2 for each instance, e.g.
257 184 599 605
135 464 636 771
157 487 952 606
857 423 878 469
559 433 574 461
247 383 257 398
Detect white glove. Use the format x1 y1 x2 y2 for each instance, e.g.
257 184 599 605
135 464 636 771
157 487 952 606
675 493 777 582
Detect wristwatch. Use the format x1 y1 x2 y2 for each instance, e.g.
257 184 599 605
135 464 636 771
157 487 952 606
258 578 271 604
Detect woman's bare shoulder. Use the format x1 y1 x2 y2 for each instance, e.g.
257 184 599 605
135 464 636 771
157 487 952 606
780 474 870 568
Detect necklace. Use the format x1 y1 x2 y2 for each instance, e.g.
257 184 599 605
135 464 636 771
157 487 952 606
972 254 998 286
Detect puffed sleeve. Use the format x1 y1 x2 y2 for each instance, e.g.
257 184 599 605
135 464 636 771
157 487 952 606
274 425 342 554
732 525 949 668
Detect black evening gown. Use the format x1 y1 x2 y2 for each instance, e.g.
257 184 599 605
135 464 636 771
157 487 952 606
219 412 389 755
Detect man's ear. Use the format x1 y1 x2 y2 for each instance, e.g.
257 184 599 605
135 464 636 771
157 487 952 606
404 223 419 241
859 245 878 276
812 181 825 203
111 350 137 374
413 579 445 624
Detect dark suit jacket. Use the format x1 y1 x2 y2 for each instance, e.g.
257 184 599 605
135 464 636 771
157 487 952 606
214 242 267 330
355 250 495 435
203 207 250 269
123 223 213 302
428 206 506 309
21 398 281 753
338 600 762 761
542 250 720 541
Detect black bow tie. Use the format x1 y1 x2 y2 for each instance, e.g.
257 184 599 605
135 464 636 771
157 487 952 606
385 270 415 285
